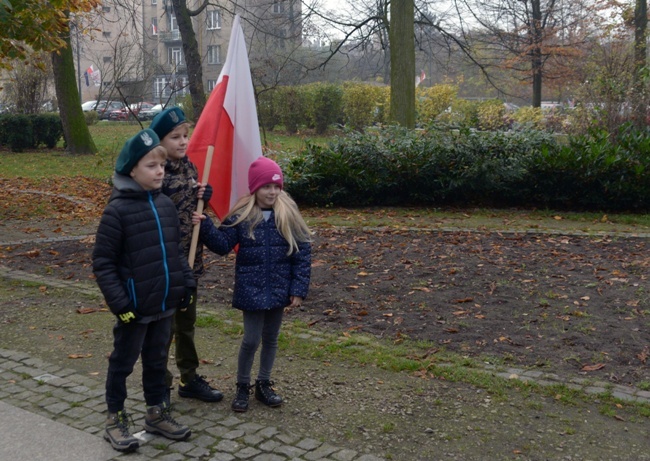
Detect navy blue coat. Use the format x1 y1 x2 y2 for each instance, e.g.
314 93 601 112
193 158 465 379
200 212 311 311
93 174 196 321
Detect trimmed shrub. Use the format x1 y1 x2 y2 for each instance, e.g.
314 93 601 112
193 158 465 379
257 89 279 131
416 84 458 125
32 113 63 148
341 82 385 131
477 99 506 131
302 82 343 134
84 110 98 126
285 125 650 211
0 114 34 152
0 113 63 151
276 86 305 134
512 106 544 129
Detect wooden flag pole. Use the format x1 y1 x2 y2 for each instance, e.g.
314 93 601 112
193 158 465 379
188 145 214 268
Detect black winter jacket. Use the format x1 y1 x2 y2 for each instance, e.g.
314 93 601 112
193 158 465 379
93 174 196 322
200 212 311 311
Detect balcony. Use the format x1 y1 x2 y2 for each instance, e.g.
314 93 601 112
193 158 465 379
159 30 181 42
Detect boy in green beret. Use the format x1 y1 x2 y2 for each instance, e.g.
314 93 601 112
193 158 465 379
150 107 223 403
93 129 195 452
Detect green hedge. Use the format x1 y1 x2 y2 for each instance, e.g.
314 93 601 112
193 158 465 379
0 113 63 152
284 125 650 212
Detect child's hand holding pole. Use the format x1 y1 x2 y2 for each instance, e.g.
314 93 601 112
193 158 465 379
188 146 213 268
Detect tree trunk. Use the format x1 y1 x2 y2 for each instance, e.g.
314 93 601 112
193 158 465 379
51 26 97 155
171 0 206 121
389 0 415 128
634 0 647 126
531 0 543 108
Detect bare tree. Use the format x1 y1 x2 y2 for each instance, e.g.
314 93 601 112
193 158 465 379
451 0 604 107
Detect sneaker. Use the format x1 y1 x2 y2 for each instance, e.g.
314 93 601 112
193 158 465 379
255 379 283 407
104 410 139 452
231 382 251 412
144 402 191 441
178 375 224 402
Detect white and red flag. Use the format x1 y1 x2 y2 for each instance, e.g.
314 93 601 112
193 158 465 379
186 14 262 220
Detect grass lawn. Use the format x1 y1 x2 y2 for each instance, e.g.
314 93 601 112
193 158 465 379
0 123 331 178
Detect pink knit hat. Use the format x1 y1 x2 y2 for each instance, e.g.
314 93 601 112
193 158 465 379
248 156 284 193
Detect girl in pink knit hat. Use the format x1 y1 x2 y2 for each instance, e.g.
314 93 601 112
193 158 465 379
194 156 311 412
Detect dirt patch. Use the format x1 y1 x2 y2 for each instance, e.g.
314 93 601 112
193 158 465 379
3 226 648 388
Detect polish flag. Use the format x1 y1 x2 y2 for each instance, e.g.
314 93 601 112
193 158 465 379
415 69 426 87
186 14 261 220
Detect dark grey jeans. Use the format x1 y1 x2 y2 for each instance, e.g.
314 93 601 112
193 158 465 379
236 307 284 384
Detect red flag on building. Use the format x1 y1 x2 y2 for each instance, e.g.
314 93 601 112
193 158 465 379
186 14 262 220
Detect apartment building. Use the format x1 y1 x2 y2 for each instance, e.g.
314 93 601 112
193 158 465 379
75 0 302 107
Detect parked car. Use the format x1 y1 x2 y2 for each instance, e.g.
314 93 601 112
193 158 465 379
138 103 165 121
108 102 156 121
81 100 103 111
95 101 126 120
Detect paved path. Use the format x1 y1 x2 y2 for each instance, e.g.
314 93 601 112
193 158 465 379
0 348 385 460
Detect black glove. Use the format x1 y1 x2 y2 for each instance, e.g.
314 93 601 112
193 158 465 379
202 183 213 203
116 304 140 324
179 287 196 312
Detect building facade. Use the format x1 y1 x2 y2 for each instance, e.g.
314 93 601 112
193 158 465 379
75 0 302 108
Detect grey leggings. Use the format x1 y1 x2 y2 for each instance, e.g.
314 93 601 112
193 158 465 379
237 307 284 384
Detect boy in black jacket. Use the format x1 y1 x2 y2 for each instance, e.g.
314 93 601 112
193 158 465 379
93 129 196 452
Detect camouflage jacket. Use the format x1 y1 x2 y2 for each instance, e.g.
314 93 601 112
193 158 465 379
162 156 204 278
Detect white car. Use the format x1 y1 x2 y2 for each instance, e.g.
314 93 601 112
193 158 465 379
81 100 102 111
139 103 165 121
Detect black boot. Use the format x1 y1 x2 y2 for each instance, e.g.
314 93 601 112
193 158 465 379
231 383 251 412
254 379 283 407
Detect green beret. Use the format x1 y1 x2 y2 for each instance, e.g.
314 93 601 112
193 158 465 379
150 107 187 140
115 129 160 175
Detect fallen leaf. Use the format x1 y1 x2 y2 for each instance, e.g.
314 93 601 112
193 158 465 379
68 353 93 359
454 297 474 303
581 363 605 372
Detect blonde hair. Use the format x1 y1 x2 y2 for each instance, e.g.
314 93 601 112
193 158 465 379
224 190 311 255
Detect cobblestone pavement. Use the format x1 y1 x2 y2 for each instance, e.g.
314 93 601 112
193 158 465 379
0 348 385 461
2 233 650 460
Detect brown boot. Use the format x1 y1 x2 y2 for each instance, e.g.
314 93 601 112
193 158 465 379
144 402 191 440
104 410 139 452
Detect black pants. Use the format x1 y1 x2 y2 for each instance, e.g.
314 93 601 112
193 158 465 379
105 314 173 413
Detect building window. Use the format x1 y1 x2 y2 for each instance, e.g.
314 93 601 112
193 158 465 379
103 81 112 88
102 5 111 12
151 17 158 35
151 0 157 4
154 77 167 98
168 47 183 66
272 0 284 14
103 56 112 63
206 10 221 30
170 14 178 31
207 45 221 65
103 31 111 38
207 80 217 92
